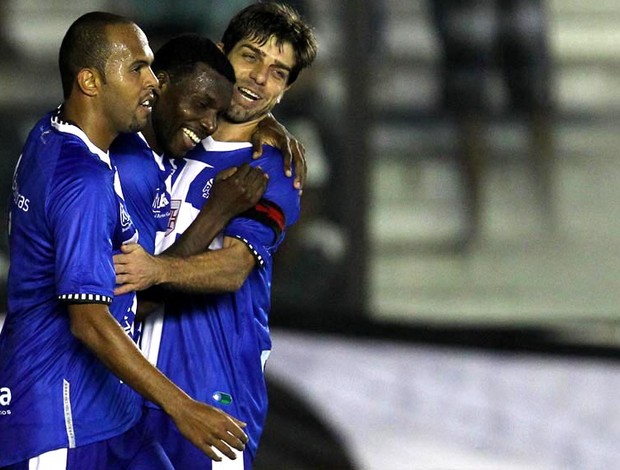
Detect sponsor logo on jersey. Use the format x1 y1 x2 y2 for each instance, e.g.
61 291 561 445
0 387 12 415
201 178 214 200
11 179 30 213
213 391 233 405
152 187 170 213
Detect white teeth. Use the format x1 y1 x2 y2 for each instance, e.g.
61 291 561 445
239 87 260 100
183 127 201 144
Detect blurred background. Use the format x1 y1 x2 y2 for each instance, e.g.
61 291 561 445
1 0 620 468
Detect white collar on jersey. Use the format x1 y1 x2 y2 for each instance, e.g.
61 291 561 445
135 131 167 172
51 106 112 169
200 136 252 152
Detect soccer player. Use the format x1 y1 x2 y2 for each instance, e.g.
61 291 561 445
0 12 247 469
110 32 310 264
110 34 270 262
114 3 318 468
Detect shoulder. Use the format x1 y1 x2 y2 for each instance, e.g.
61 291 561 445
110 133 153 166
52 142 113 199
252 146 295 189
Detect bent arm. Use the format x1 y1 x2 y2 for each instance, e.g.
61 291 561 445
166 164 268 257
160 237 256 293
68 302 248 460
115 237 256 295
68 302 190 409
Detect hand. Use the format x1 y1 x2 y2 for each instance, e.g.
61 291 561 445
170 398 248 462
210 163 268 219
251 113 306 191
114 243 165 295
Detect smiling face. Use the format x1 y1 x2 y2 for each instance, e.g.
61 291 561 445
224 36 295 125
151 62 233 157
99 23 157 134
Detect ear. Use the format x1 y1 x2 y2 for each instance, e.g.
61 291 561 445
76 68 99 97
216 42 225 54
157 71 170 91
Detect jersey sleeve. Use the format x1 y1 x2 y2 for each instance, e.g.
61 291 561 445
223 147 301 267
47 155 117 304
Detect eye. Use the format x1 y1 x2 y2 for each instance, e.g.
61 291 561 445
273 69 288 82
243 52 257 62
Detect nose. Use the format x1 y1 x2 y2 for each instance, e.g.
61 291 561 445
199 111 218 136
144 66 158 90
249 63 268 85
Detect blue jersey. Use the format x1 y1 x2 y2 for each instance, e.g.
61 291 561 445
0 110 142 466
110 132 174 254
141 137 300 460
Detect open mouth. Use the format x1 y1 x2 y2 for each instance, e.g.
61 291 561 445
182 127 201 145
140 96 154 111
238 86 261 102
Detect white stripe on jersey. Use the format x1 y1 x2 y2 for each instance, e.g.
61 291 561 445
158 159 212 253
212 448 245 470
51 111 111 168
62 379 76 448
140 305 165 367
28 448 68 469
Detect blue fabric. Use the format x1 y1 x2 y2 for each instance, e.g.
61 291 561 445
0 111 142 466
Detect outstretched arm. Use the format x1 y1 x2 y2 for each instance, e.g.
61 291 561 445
115 236 255 295
68 302 248 461
251 113 306 190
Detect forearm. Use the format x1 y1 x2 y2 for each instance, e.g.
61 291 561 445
157 239 255 293
68 303 190 416
164 199 234 257
69 303 249 460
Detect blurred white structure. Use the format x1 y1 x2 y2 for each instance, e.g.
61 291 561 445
270 330 620 470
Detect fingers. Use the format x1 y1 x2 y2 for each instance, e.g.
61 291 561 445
199 444 223 462
113 283 135 296
216 166 238 181
233 163 253 179
120 243 141 253
291 140 307 190
231 415 248 430
193 420 248 462
281 141 294 178
250 134 264 159
211 438 240 461
234 164 268 191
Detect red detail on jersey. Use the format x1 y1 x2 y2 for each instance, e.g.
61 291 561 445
255 201 285 233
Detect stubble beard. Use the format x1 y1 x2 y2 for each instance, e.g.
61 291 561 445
224 101 268 125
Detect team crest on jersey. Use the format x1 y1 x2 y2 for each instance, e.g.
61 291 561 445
202 178 215 200
166 199 182 235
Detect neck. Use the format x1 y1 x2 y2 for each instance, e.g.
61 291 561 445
213 118 260 143
62 99 116 152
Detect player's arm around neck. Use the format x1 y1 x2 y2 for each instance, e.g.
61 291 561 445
67 302 248 460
